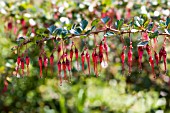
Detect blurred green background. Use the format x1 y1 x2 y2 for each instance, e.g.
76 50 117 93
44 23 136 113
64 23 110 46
0 0 170 113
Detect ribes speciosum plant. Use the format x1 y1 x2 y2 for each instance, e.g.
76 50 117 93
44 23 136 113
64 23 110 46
13 15 170 84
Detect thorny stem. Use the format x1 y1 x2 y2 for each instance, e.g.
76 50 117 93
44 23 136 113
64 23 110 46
13 27 170 49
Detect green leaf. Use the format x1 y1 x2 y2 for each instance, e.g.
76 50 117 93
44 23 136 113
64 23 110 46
101 16 110 24
115 19 124 30
85 30 91 35
26 30 32 37
166 17 170 26
71 24 76 29
91 26 96 31
134 20 141 27
36 28 46 35
148 30 159 38
34 36 42 43
147 22 154 31
104 32 114 37
18 5 25 11
17 37 25 41
75 27 82 34
61 29 68 37
91 19 100 26
139 18 144 25
53 28 63 35
16 37 25 45
70 29 80 35
164 29 170 34
80 20 88 30
159 20 166 28
47 25 56 34
80 36 86 39
141 14 148 23
137 41 148 47
144 20 149 28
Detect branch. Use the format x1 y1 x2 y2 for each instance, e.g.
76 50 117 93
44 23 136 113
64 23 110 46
12 28 170 50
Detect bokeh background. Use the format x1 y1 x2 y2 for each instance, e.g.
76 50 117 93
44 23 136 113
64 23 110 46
0 0 170 113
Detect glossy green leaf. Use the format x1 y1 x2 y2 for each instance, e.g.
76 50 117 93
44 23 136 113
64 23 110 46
159 20 166 28
70 29 80 35
115 19 124 30
91 19 100 26
47 25 56 34
75 27 82 34
80 20 88 30
166 17 170 26
53 28 63 35
144 20 149 28
71 24 76 29
147 22 154 31
134 20 141 27
101 16 110 24
148 30 159 38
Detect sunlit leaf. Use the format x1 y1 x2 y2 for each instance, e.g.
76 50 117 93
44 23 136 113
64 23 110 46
91 19 100 26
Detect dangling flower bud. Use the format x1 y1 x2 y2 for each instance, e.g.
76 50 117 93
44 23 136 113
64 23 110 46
75 47 79 70
159 47 164 62
154 51 159 66
92 49 96 72
57 44 61 59
161 47 167 72
94 51 98 77
121 46 126 72
146 44 151 56
7 22 13 30
17 56 21 65
128 42 133 75
50 54 54 75
26 56 30 66
38 56 43 78
81 51 85 72
99 52 103 63
21 58 24 77
62 60 67 81
66 58 71 82
44 56 48 68
16 56 21 75
44 55 48 77
138 46 144 70
57 61 62 85
70 48 73 62
99 41 103 53
86 51 90 75
149 56 156 78
66 58 71 71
